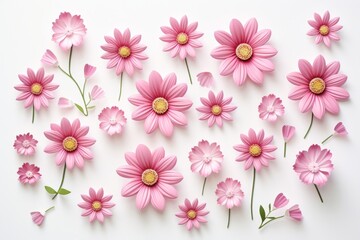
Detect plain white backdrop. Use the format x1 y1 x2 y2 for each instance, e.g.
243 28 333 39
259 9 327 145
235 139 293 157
1 0 360 239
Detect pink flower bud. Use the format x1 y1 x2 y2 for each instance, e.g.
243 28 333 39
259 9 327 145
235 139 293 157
30 211 45 226
286 204 302 221
58 97 73 109
273 193 289 209
84 64 96 79
197 72 214 87
334 122 347 136
90 85 104 100
41 49 58 67
282 125 295 142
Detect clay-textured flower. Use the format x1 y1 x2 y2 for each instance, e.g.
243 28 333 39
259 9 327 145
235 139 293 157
322 122 348 144
98 106 127 136
286 205 303 221
58 97 73 109
52 12 87 50
197 72 214 87
41 49 58 67
90 85 104 100
197 90 237 127
273 193 289 209
78 188 115 223
117 144 183 211
307 11 342 47
258 94 284 122
30 206 54 226
13 133 38 156
129 71 192 137
175 198 209 231
84 64 96 79
211 18 277 85
282 125 296 158
17 163 41 184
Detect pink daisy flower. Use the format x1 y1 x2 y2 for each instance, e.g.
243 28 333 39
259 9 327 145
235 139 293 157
98 106 127 136
117 144 183 211
322 122 348 144
30 206 54 226
258 94 285 122
211 18 277 85
13 133 38 156
286 205 303 221
175 198 209 231
273 193 289 209
52 12 87 50
197 72 215 88
128 71 193 137
15 68 59 123
307 11 342 47
78 188 115 223
282 125 296 158
196 90 237 128
17 163 41 184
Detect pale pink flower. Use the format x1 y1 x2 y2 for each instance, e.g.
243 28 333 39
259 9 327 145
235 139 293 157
286 204 303 221
215 178 244 209
287 55 349 119
258 94 284 122
30 212 45 226
273 193 289 209
117 144 183 211
307 11 342 47
44 118 96 170
90 85 104 100
128 71 192 137
52 12 87 50
84 64 96 79
17 163 41 184
211 18 277 85
41 49 58 67
175 198 209 230
58 97 73 109
196 90 237 127
334 122 347 135
78 188 115 223
98 106 127 136
197 72 214 87
13 133 38 156
282 125 296 142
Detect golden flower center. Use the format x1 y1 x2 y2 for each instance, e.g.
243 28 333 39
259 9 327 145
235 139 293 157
62 136 78 152
176 33 189 45
236 43 253 61
309 78 326 95
249 144 262 157
142 169 158 186
152 97 169 115
319 25 330 36
31 83 43 95
187 210 197 220
92 201 102 211
119 46 131 58
211 105 222 116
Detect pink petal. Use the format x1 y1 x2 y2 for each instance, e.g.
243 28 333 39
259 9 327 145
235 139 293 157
136 186 151 209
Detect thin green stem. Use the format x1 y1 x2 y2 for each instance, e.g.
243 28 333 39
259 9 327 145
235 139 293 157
284 142 287 158
184 58 193 84
52 164 67 200
45 206 55 213
258 216 285 229
304 113 314 139
82 79 87 97
227 209 231 229
118 72 123 101
68 46 73 76
31 105 35 123
201 177 207 196
314 184 323 203
321 134 333 144
251 168 256 220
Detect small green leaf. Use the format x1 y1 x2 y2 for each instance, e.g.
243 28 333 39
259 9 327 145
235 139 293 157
45 186 57 194
58 188 71 195
87 106 95 109
74 103 85 114
268 203 272 212
259 205 266 222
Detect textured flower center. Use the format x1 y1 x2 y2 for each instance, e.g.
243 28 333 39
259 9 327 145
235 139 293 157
142 169 158 186
92 201 102 211
26 171 34 178
267 105 275 113
187 210 197 219
249 144 262 157
118 46 131 58
309 78 326 95
236 43 253 61
211 105 222 116
308 162 320 173
152 97 169 115
66 30 73 36
109 117 117 125
31 83 43 95
202 155 212 163
22 140 30 148
319 25 330 36
62 137 78 152
176 33 189 45
226 191 234 198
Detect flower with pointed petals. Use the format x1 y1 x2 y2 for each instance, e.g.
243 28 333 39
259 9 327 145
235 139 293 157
90 85 104 100
58 97 73 109
176 198 209 230
13 133 38 156
17 163 41 184
98 106 127 136
41 49 58 67
197 72 215 87
286 205 303 221
273 193 289 209
84 64 96 79
258 94 284 122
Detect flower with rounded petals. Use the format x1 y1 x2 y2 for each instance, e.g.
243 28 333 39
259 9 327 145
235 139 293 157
117 144 183 211
31 206 54 226
13 133 38 156
307 11 342 47
52 12 87 50
17 163 41 184
84 64 96 79
78 188 115 223
129 71 192 137
286 205 303 221
58 97 73 109
41 49 58 67
197 72 214 87
211 18 277 85
90 85 104 100
322 122 348 144
98 106 127 136
273 193 289 209
258 94 284 122
176 198 209 231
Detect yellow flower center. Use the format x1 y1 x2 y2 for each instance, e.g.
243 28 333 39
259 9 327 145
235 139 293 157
118 46 131 58
211 105 222 116
236 43 253 61
249 144 262 157
152 97 169 115
309 78 326 95
187 210 197 220
62 136 78 152
176 33 189 45
31 83 43 95
92 201 102 211
142 169 158 186
319 25 330 36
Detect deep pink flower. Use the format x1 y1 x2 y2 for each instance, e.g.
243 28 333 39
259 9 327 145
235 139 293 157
211 18 277 85
41 49 58 67
78 188 115 223
282 125 296 142
84 64 96 79
215 178 244 209
17 163 41 184
128 71 192 137
197 72 215 87
117 144 183 211
30 212 45 226
196 90 237 127
273 193 289 209
286 204 303 221
90 85 104 100
287 55 349 119
98 106 127 136
334 122 347 136
307 11 342 47
52 12 87 50
258 94 284 122
58 97 73 109
44 118 96 170
176 198 209 230
13 133 38 156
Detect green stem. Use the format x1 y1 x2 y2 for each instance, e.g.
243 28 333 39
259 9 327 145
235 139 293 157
184 58 193 84
82 79 87 98
304 113 314 139
258 216 285 229
251 168 256 220
201 177 207 196
284 142 287 158
118 72 123 101
45 206 55 213
314 184 323 203
31 105 35 123
227 208 231 229
321 134 333 144
52 164 67 200
68 45 73 76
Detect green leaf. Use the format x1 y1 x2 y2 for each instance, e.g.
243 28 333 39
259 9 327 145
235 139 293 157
259 205 266 222
74 103 85 114
58 188 71 195
87 106 95 109
267 217 276 220
45 186 57 195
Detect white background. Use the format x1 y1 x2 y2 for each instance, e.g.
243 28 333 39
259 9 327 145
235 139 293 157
1 0 360 239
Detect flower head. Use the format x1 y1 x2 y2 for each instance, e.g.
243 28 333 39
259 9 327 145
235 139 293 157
78 188 115 223
211 18 277 85
273 193 289 209
90 85 104 100
258 94 284 122
58 97 73 109
17 163 41 184
84 64 96 79
282 125 296 142
286 204 303 221
13 133 38 156
41 49 58 67
176 198 209 230
30 212 45 226
117 144 183 211
215 178 244 209
98 106 127 136
197 72 214 87
334 122 347 136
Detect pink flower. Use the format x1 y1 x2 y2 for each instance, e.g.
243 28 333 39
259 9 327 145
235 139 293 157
307 11 342 47
196 90 237 127
211 18 277 85
13 133 38 156
41 49 58 67
273 193 289 209
58 97 73 109
84 64 96 79
258 94 284 122
30 211 45 226
282 125 296 142
117 144 183 211
286 204 303 221
44 118 96 170
197 72 214 87
17 163 41 184
334 122 347 136
90 85 104 100
215 178 244 209
52 12 87 50
175 198 209 230
78 188 115 223
98 106 127 136
287 55 349 119
128 71 192 137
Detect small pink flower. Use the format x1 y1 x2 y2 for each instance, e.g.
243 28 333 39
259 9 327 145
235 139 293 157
90 85 104 100
98 106 127 136
41 49 58 67
273 193 289 209
78 188 115 223
215 178 244 209
334 122 347 135
286 204 303 221
17 163 41 184
307 11 342 47
58 97 74 109
197 72 214 87
52 12 87 50
84 64 97 79
176 198 209 231
13 133 38 156
30 212 45 226
282 125 296 142
258 94 284 122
